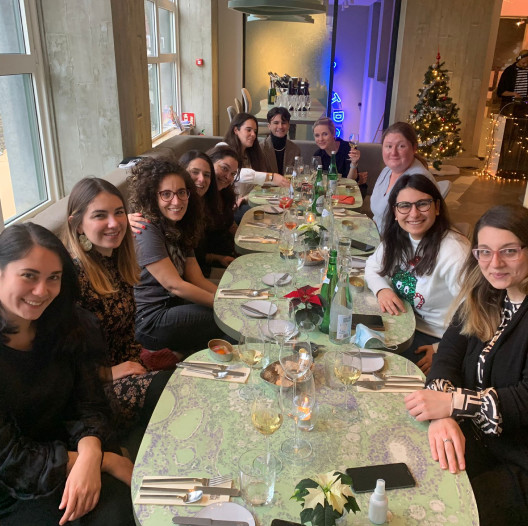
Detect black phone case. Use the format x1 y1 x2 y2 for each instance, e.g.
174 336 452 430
352 314 385 331
271 520 303 526
346 462 416 492
350 239 375 252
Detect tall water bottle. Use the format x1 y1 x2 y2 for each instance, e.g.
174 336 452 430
319 249 338 334
329 266 353 344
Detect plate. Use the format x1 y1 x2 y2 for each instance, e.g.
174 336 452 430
241 300 277 318
195 502 255 525
263 205 284 214
262 272 292 286
361 354 384 373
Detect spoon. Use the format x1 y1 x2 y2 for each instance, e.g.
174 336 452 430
143 489 203 503
222 287 270 297
176 364 229 379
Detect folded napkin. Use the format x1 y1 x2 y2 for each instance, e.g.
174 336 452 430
356 374 423 393
180 362 250 384
135 479 232 506
334 210 368 218
332 195 356 205
238 235 278 244
217 290 270 299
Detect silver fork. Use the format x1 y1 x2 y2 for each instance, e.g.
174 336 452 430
142 474 232 486
373 372 424 383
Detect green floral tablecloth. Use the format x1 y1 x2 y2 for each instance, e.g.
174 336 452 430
132 350 478 525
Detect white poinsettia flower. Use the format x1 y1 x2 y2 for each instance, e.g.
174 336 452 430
327 482 354 514
304 486 326 510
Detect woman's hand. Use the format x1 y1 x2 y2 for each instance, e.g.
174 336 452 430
404 389 452 421
357 171 368 185
215 255 235 268
128 212 149 235
111 361 147 381
348 148 360 164
415 345 435 375
427 418 466 474
101 452 134 487
376 288 406 315
273 174 290 188
59 438 102 525
236 196 248 208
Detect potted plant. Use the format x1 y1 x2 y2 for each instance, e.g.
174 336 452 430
284 286 324 330
297 222 327 249
292 471 360 526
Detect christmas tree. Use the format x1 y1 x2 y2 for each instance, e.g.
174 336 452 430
408 53 463 170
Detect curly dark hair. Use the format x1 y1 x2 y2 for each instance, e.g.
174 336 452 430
128 157 204 250
179 150 221 226
223 112 266 171
379 173 451 277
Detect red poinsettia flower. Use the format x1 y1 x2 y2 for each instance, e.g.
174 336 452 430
284 286 322 307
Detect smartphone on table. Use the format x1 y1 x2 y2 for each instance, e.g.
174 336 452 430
346 462 416 493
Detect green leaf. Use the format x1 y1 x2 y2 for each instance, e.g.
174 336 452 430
300 507 313 524
344 495 361 514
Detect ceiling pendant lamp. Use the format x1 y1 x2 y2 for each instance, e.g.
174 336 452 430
247 14 315 23
228 0 326 17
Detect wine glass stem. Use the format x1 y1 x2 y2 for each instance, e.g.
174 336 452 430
292 380 299 450
344 385 348 411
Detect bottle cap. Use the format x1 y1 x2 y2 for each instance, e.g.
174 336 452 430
374 479 386 497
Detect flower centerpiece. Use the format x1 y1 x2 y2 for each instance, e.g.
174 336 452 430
284 286 323 329
296 222 326 249
292 471 360 526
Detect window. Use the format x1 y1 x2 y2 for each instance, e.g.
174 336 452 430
145 0 180 139
0 0 58 228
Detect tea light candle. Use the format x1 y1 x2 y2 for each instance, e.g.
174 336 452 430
253 210 265 220
305 211 316 223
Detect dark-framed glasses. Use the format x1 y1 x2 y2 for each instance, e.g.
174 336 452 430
394 199 434 214
158 189 190 202
472 246 526 262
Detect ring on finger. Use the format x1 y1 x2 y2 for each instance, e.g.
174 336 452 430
443 438 453 444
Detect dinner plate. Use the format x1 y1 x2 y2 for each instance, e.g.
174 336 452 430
262 205 284 214
241 300 277 318
361 354 384 373
262 272 292 286
195 502 255 525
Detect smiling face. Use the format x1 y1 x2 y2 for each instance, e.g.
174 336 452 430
313 124 335 152
78 191 128 256
214 156 238 191
157 174 188 223
382 132 417 176
0 245 62 327
187 158 211 197
268 115 290 139
476 226 528 301
234 119 257 151
517 56 528 69
394 187 439 240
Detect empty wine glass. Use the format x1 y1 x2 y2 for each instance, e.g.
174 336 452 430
349 133 359 169
311 156 322 176
279 368 315 459
319 230 333 267
267 299 297 357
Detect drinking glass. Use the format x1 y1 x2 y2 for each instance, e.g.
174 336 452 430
311 156 322 176
290 236 307 288
238 333 266 400
279 367 315 459
267 298 297 359
284 165 294 186
251 393 283 468
319 230 333 267
333 347 362 411
283 208 298 231
349 133 359 169
239 449 277 506
278 228 295 265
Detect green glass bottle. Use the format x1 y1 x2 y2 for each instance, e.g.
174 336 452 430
319 249 338 334
327 151 338 197
311 165 324 216
267 79 276 105
329 267 353 345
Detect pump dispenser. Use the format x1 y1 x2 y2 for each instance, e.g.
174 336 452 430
368 479 388 524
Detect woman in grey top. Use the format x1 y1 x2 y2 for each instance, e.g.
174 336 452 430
369 122 437 233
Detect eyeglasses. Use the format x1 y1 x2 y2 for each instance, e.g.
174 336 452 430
472 246 526 262
394 199 434 214
158 189 190 202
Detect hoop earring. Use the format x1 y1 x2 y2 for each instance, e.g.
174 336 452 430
79 233 93 252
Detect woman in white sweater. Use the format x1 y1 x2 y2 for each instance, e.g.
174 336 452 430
365 173 469 374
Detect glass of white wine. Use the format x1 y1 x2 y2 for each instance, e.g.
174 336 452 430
333 347 362 413
251 393 283 471
238 333 266 400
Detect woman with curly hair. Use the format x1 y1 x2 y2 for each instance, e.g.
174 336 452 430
127 157 224 362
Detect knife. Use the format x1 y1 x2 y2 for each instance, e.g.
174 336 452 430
141 485 240 496
173 517 249 526
240 304 271 317
177 364 246 377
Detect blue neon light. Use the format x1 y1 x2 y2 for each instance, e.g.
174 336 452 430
331 91 341 105
333 110 345 123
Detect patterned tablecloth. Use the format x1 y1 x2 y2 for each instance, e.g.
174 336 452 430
235 205 379 256
132 350 479 525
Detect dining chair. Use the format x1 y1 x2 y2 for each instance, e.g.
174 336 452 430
437 179 452 199
227 105 237 122
241 87 252 113
234 97 243 114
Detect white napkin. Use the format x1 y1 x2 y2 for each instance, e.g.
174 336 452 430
356 374 423 393
135 478 232 506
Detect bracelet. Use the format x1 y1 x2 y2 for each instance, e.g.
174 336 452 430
266 173 273 182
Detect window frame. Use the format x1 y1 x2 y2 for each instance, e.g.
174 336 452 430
145 0 181 140
0 0 61 229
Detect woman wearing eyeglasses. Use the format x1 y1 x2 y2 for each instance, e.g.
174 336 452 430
365 173 469 374
127 158 224 361
404 204 528 525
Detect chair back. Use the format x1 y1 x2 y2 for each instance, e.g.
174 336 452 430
437 180 452 199
241 87 252 113
234 97 243 113
227 105 237 122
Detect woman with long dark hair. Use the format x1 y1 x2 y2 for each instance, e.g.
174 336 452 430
405 204 528 525
128 157 224 362
365 173 469 373
0 223 134 525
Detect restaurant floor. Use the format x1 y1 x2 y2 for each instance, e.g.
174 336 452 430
438 167 527 235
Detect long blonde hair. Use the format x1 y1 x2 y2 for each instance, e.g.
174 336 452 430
452 204 528 341
64 177 139 295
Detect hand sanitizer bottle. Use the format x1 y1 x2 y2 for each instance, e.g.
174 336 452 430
368 479 388 524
